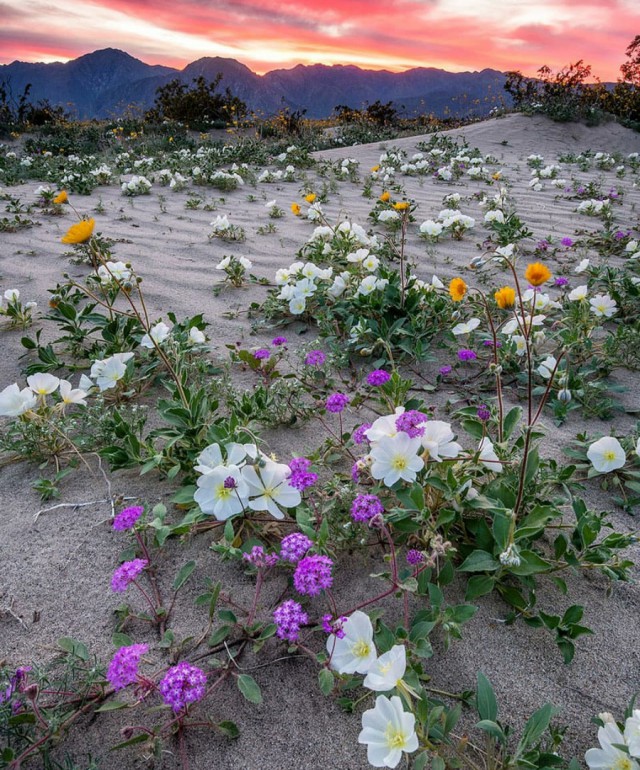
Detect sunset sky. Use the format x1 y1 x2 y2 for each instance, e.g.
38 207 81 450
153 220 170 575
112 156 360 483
1 0 638 80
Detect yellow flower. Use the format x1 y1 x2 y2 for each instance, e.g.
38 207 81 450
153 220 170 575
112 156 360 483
491 171 502 181
393 201 410 212
53 190 68 204
379 191 391 203
371 165 380 172
290 203 301 216
61 218 95 244
524 262 552 287
304 193 316 204
449 277 467 302
494 286 516 309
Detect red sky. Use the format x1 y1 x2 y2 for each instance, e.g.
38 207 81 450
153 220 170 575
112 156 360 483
1 0 637 80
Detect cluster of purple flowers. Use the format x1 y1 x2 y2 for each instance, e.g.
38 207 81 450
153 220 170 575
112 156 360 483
112 505 144 532
322 614 348 639
106 644 149 690
406 549 425 566
272 336 287 346
395 410 428 438
366 369 391 386
293 554 334 596
280 532 313 563
555 276 569 287
482 340 502 348
253 348 270 360
242 545 279 569
111 558 148 593
288 457 318 490
352 423 372 445
159 662 207 712
457 349 477 362
439 365 452 376
561 237 574 247
351 493 384 522
0 666 31 704
304 350 326 366
325 392 350 413
273 600 309 642
476 404 491 421
536 239 549 251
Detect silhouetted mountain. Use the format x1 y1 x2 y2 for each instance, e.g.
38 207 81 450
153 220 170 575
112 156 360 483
0 48 509 120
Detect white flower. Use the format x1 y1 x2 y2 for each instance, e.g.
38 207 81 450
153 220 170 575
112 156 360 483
194 441 257 475
289 296 307 315
194 465 249 519
327 610 377 674
484 209 505 224
495 244 515 258
4 289 20 302
368 433 424 486
575 258 590 273
537 355 557 379
568 285 588 301
27 373 60 396
328 275 348 298
589 294 617 318
365 407 405 442
451 317 481 336
140 322 171 349
357 275 381 296
0 383 37 416
625 710 640 758
216 256 231 270
241 461 301 519
363 645 407 692
91 352 134 392
478 437 503 472
378 210 399 223
358 695 418 768
97 261 131 284
59 379 87 406
587 437 626 473
585 721 639 770
188 327 206 344
421 421 462 462
293 278 317 298
419 220 443 237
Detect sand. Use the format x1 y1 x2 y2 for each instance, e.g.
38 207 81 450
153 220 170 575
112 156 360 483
1 113 640 769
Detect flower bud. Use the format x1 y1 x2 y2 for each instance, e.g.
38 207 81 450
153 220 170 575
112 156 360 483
557 388 572 402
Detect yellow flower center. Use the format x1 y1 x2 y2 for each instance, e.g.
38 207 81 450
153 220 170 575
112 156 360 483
216 485 232 500
614 758 633 770
385 725 408 750
391 456 408 471
352 640 371 658
603 450 617 462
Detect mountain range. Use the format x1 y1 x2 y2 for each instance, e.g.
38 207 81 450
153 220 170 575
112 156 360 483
0 48 509 120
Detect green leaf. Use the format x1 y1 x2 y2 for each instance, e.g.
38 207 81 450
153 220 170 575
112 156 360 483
508 550 552 576
318 669 334 696
503 406 522 439
112 632 133 647
476 719 506 742
458 550 500 572
465 575 495 601
96 700 129 712
173 560 196 591
217 720 240 739
237 674 263 704
110 733 150 751
476 673 498 721
57 636 89 661
208 626 231 647
517 703 557 753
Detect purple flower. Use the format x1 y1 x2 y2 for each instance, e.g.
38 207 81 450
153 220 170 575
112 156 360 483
457 349 477 362
351 493 384 522
254 349 270 360
106 644 148 691
272 336 288 346
280 532 313 563
304 350 326 366
111 559 148 593
273 600 308 643
326 392 350 413
159 662 207 712
406 549 425 565
0 667 31 704
288 457 318 490
322 614 347 639
352 423 372 445
476 404 491 421
112 505 144 532
555 276 569 287
293 554 334 596
223 476 237 489
483 339 502 348
561 237 574 247
351 461 361 483
366 369 391 386
242 545 279 569
439 365 452 376
395 410 428 438
614 230 626 240
536 239 549 251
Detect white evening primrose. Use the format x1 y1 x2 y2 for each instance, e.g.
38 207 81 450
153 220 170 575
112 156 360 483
0 383 37 416
363 645 407 692
589 294 617 318
140 321 171 348
478 437 503 472
194 465 249 520
585 721 639 770
27 373 60 396
451 317 481 336
587 436 626 473
568 285 588 301
368 433 424 486
421 421 462 462
327 610 377 674
59 380 88 407
358 695 418 769
241 460 301 519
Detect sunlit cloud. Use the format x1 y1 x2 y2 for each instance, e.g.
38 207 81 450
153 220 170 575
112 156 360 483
0 0 637 80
